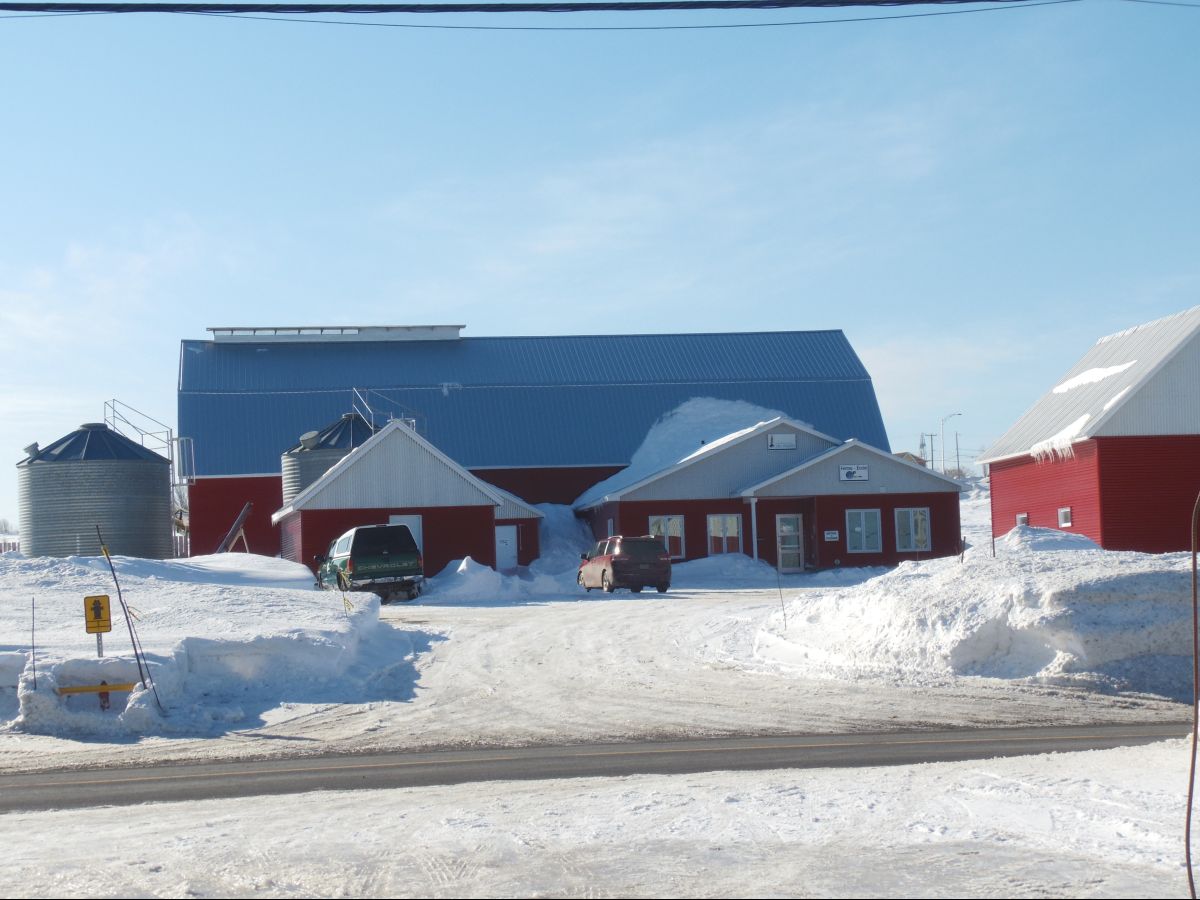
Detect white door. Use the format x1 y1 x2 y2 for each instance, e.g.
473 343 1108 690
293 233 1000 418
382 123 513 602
776 514 804 573
388 515 423 553
495 525 518 572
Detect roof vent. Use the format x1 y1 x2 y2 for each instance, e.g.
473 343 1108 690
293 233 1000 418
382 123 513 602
298 430 320 451
23 442 38 457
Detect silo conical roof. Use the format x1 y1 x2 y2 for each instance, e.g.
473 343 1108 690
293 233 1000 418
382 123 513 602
284 412 375 454
19 423 169 465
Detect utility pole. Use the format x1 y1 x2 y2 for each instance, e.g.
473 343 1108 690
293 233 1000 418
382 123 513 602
955 432 961 475
940 413 962 473
922 433 937 468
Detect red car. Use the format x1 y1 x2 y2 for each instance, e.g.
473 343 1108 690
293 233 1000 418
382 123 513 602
578 535 671 594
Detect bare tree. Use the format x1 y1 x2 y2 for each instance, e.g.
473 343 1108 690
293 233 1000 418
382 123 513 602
0 518 16 535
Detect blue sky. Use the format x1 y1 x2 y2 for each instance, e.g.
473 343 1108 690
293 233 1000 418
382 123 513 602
2 1 1198 524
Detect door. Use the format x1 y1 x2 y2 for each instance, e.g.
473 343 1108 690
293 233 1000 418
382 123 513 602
388 515 423 553
776 514 804 573
495 525 518 572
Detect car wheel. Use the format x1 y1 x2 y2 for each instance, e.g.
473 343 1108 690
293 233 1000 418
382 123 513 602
657 584 669 594
337 573 349 592
601 571 614 593
578 570 591 592
630 586 642 593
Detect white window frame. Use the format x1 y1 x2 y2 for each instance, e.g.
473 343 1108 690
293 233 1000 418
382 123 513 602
1015 513 1029 526
648 514 686 559
895 507 931 553
846 509 882 554
1058 507 1073 528
706 514 743 555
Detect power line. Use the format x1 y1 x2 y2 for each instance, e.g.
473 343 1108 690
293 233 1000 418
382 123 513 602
0 0 1065 14
174 0 1082 29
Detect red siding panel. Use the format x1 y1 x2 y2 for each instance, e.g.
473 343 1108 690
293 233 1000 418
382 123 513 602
806 492 961 568
584 499 750 561
289 506 496 577
472 466 626 505
988 445 1102 544
1095 435 1200 552
188 476 283 557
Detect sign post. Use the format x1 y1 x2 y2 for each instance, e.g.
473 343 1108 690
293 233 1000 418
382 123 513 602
84 594 112 658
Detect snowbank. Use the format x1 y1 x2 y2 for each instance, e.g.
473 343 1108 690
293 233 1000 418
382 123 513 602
0 553 431 737
754 519 1192 698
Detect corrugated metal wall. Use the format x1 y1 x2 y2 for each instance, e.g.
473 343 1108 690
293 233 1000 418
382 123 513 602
1096 435 1200 552
987 445 1102 543
299 428 499 511
1098 330 1200 438
18 460 172 558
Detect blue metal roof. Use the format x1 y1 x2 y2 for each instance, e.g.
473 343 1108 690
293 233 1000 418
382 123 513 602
178 331 890 477
20 423 170 465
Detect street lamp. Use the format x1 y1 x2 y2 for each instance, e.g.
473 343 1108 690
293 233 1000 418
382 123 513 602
940 412 962 474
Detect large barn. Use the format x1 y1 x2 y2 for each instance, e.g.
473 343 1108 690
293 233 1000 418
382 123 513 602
980 306 1200 552
177 324 899 566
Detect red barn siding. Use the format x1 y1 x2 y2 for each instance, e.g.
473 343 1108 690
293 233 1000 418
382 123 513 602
286 506 496 576
189 476 283 557
585 499 749 561
472 466 625 505
1095 435 1200 552
807 492 961 568
988 445 1101 544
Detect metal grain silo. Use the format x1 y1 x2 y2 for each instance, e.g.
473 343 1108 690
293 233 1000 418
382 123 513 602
281 412 375 506
17 423 173 558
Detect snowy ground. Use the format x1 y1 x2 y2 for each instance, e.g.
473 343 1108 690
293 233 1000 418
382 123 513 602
2 740 1191 898
1 474 1196 896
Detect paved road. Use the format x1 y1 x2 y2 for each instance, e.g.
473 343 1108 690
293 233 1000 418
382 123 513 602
0 722 1187 813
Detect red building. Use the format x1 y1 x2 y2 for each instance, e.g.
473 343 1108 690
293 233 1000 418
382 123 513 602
981 306 1200 552
575 418 962 570
272 420 542 575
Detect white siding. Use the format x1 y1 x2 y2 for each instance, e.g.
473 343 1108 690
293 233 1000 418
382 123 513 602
1097 329 1200 437
301 425 499 510
752 445 961 498
981 306 1200 462
624 423 835 502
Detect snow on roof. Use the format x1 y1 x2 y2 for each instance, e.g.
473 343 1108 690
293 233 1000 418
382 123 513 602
980 306 1200 464
572 398 836 509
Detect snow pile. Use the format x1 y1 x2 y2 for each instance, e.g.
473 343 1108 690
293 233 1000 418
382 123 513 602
574 397 790 507
754 522 1192 698
0 553 430 737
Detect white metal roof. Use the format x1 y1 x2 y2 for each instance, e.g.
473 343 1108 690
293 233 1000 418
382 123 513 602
979 306 1200 464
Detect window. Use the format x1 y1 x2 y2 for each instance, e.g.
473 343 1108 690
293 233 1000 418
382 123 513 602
334 535 352 556
1015 513 1029 526
1058 507 1073 528
649 515 685 559
896 508 931 552
846 509 882 553
707 514 742 555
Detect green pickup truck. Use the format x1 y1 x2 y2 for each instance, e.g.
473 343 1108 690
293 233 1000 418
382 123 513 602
315 524 424 602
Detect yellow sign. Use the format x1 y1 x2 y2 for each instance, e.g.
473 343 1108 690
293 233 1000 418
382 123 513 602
84 594 112 634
